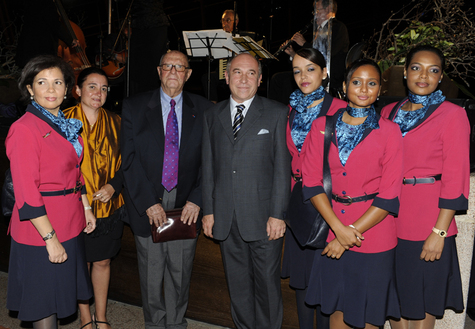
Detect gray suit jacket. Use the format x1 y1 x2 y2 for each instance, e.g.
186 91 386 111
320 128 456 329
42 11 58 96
202 95 291 241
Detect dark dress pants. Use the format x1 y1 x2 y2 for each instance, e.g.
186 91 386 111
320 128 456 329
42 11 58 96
220 216 284 329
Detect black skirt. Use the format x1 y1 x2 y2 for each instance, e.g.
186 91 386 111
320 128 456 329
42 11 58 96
305 248 400 327
7 234 92 321
84 206 125 262
281 228 317 289
395 237 464 319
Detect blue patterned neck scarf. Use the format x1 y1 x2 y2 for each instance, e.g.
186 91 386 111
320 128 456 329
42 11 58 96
394 90 445 136
289 86 325 114
347 106 372 118
336 106 379 166
290 86 326 152
32 101 83 157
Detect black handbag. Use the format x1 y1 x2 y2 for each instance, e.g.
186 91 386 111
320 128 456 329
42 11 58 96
1 168 14 217
284 115 333 248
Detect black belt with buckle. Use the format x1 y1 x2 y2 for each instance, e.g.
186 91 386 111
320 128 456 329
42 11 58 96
403 174 441 186
332 192 379 205
292 173 302 182
40 181 83 197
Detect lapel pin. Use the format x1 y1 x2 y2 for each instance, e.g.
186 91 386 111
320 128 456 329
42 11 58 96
43 131 51 138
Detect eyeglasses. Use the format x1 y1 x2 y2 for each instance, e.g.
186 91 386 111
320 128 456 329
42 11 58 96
160 64 189 72
313 8 325 14
221 18 234 23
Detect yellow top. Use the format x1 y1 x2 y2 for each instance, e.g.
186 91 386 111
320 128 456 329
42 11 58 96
63 104 124 219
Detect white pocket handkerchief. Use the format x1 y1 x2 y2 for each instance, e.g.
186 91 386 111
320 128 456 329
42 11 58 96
258 129 269 135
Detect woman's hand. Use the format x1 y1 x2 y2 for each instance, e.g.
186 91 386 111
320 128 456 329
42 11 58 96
322 238 346 259
93 184 115 203
420 232 445 261
84 208 96 234
333 224 363 250
45 235 67 263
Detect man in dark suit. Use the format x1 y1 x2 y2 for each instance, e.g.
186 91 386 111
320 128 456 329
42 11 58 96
121 50 212 329
202 53 291 329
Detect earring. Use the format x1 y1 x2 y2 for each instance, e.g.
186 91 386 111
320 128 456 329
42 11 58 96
30 95 34 100
404 76 407 79
64 95 67 99
439 80 442 83
377 96 380 101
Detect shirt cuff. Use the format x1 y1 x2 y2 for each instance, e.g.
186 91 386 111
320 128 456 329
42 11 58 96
372 196 400 216
302 185 325 202
439 194 468 211
18 203 47 221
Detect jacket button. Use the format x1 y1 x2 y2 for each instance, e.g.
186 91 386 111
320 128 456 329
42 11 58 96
341 209 345 214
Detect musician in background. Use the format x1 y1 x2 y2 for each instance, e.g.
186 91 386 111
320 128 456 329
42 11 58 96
15 0 78 68
222 9 239 33
269 0 349 103
201 9 240 103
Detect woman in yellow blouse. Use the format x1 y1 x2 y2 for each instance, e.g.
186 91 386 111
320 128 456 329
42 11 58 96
64 67 124 329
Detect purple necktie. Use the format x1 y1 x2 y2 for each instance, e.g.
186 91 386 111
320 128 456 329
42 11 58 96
162 99 179 191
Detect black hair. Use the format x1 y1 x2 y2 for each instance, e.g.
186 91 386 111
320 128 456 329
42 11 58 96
405 44 445 71
76 67 108 89
18 55 75 103
344 58 381 90
295 48 326 71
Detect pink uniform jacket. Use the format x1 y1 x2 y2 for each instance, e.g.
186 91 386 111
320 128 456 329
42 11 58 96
286 94 347 190
6 106 87 246
381 100 470 241
302 112 403 253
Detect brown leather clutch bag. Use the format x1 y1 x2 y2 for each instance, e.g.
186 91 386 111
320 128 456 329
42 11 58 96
150 208 197 243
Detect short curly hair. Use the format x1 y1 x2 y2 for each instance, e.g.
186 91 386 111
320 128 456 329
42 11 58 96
18 55 76 103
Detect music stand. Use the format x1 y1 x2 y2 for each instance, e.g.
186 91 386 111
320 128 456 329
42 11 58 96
225 36 276 61
183 29 232 100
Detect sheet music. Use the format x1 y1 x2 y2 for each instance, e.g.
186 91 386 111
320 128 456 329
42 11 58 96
226 36 276 60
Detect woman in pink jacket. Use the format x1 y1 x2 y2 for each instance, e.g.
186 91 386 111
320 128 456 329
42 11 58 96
6 55 96 329
381 45 470 329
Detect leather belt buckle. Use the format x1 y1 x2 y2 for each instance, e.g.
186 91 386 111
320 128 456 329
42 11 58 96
73 181 82 194
341 195 353 206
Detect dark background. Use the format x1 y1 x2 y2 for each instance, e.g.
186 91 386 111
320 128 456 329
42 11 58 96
4 0 473 99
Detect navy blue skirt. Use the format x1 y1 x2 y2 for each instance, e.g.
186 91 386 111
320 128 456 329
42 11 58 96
7 234 93 321
281 228 317 289
395 237 463 319
305 248 400 327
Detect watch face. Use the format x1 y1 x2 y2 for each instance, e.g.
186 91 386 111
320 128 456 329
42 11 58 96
440 231 447 237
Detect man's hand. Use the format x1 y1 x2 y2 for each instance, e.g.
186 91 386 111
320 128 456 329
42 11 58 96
267 217 286 241
93 184 115 203
202 214 215 238
181 201 200 225
284 43 296 57
291 32 306 46
146 203 166 227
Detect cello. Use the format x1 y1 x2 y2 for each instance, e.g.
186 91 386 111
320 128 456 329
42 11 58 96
54 0 91 88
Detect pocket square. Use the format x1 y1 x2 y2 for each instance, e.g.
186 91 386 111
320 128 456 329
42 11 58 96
258 129 269 135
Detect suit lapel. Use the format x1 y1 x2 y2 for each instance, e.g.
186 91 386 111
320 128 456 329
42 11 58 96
234 96 262 142
145 89 165 153
180 92 197 155
218 100 235 143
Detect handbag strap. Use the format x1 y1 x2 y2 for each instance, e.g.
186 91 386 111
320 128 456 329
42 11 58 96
322 116 333 204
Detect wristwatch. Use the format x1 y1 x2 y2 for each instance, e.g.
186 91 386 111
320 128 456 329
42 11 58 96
432 227 447 238
43 229 55 241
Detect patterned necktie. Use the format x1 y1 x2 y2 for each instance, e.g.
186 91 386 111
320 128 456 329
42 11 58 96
233 104 245 140
162 99 179 191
